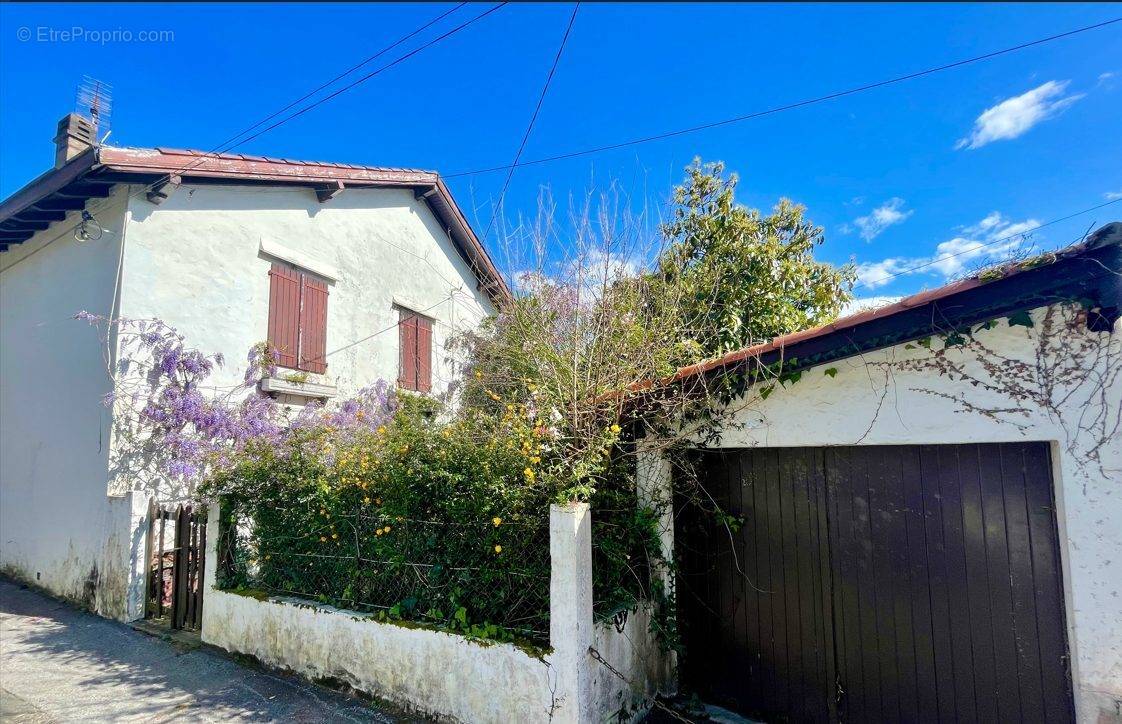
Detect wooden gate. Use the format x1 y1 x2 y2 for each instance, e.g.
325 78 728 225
677 443 1075 723
146 502 207 631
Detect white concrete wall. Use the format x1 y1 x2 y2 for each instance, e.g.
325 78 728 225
708 304 1121 723
201 502 673 723
203 589 555 723
0 187 148 620
590 605 673 722
117 183 496 399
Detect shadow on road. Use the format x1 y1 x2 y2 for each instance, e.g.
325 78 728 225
0 576 408 722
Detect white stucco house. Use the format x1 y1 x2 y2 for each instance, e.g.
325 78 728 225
0 114 509 622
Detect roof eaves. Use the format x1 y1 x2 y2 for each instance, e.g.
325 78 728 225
663 224 1121 385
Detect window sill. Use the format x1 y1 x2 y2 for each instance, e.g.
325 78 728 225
259 376 338 400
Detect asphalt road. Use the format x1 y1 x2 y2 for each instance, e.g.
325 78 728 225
0 577 409 723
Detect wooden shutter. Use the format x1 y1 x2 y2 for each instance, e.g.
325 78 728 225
398 312 418 389
299 275 329 373
267 263 300 369
416 315 432 393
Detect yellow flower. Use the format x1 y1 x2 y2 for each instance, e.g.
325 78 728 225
383 525 391 533
492 517 502 527
524 467 535 481
376 528 384 535
529 456 541 464
265 554 271 560
331 532 338 539
494 545 503 554
375 497 382 505
363 496 371 505
377 426 386 435
610 424 621 434
320 536 327 542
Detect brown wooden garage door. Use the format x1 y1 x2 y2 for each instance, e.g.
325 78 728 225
676 443 1074 723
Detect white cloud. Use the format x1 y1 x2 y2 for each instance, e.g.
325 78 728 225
855 258 912 289
853 198 913 241
855 211 1040 289
956 80 1084 150
1105 190 1122 201
839 295 902 316
515 249 638 301
575 248 637 281
513 269 552 293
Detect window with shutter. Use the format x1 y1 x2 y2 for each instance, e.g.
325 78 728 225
266 262 329 374
397 308 433 392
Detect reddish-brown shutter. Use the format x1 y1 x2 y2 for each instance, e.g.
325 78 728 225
299 275 329 373
267 263 300 369
398 312 418 389
416 315 432 393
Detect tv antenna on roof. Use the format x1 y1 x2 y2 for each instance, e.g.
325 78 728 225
76 76 112 144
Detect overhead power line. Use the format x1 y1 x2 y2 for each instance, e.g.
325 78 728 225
224 2 508 154
446 17 1122 178
1 3 506 270
210 3 469 155
482 2 580 242
144 2 508 193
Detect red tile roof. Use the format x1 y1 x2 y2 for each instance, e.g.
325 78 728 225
1 146 511 304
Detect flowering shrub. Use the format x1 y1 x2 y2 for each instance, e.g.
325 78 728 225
208 398 555 643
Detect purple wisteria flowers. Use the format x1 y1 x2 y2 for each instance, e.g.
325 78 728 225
77 312 398 484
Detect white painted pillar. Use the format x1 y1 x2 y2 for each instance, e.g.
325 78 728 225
198 502 221 643
121 491 151 621
636 448 678 692
636 450 674 586
549 501 595 724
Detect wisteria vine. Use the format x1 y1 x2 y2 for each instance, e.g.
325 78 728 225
78 311 398 491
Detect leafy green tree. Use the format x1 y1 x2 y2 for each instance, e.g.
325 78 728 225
657 160 855 358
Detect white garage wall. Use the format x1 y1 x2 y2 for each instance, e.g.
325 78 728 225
709 304 1121 723
0 187 148 620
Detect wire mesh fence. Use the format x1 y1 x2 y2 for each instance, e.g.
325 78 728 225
217 502 551 645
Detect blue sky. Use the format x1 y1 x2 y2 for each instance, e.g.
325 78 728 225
2 3 1119 302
